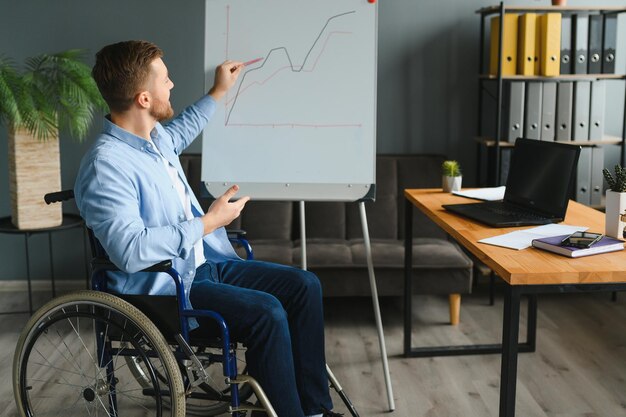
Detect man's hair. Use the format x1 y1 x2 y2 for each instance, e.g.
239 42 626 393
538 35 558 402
92 40 163 113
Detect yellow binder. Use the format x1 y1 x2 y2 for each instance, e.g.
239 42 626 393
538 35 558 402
490 14 519 76
539 13 562 76
518 13 540 75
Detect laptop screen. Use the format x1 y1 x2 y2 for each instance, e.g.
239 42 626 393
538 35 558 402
504 139 581 218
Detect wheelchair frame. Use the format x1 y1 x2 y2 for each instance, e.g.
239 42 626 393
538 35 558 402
13 190 359 417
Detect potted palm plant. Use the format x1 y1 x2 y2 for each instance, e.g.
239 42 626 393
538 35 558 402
0 50 106 229
603 165 626 239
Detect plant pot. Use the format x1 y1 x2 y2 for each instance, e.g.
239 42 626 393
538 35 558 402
604 190 626 239
442 175 462 193
8 128 62 230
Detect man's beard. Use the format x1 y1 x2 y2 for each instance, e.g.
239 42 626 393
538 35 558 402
150 97 174 121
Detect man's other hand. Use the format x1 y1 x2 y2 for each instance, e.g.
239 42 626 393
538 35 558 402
208 60 243 101
202 185 250 235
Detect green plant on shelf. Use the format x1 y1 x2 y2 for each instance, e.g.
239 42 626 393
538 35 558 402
603 165 626 192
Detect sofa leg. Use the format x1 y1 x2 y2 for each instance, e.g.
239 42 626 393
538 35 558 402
448 293 461 325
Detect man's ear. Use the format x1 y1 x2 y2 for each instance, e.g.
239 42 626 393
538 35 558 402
136 91 151 109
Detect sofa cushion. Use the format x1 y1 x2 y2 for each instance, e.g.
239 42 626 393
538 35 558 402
294 237 473 296
346 198 398 240
234 240 294 265
312 267 472 296
304 203 346 240
293 239 353 266
240 201 292 241
349 238 472 269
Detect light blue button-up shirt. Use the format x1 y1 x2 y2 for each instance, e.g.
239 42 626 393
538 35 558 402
75 95 239 305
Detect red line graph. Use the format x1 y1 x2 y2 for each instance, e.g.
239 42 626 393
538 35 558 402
223 7 361 128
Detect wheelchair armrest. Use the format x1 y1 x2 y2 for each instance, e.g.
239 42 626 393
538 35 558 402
226 229 247 239
91 258 173 273
143 260 173 272
91 257 181 296
227 229 254 260
91 258 119 274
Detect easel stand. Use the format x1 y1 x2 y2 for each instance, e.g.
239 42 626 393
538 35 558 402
299 201 395 412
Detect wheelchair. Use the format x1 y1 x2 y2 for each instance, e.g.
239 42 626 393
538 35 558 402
13 190 359 417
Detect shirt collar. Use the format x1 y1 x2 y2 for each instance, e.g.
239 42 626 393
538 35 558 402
102 115 160 151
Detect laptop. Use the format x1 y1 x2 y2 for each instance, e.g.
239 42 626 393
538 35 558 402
443 138 581 227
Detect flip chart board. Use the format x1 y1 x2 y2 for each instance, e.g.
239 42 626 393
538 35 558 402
202 0 378 201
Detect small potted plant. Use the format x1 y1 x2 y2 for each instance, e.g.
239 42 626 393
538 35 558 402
442 160 462 193
602 165 626 239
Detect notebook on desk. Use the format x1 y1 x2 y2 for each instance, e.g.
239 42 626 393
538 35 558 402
443 138 581 227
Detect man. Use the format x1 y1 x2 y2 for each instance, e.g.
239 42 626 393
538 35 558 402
75 40 339 417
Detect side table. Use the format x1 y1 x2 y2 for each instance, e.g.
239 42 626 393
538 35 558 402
0 213 88 315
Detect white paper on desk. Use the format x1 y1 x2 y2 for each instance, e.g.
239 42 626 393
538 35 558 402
478 224 589 250
452 186 506 201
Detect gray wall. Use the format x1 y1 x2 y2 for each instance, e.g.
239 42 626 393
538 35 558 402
1 0 625 282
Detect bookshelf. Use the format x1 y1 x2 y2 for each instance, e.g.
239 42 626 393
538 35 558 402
477 5 626 13
479 74 626 80
476 135 623 148
475 2 626 205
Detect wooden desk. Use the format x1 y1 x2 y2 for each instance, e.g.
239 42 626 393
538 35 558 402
403 189 626 417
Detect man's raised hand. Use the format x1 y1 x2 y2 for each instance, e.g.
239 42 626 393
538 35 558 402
208 60 243 101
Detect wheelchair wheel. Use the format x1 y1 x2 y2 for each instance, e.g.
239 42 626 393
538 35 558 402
126 344 254 415
13 290 185 417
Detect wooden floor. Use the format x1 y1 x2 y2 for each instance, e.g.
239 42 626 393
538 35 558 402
1 284 626 416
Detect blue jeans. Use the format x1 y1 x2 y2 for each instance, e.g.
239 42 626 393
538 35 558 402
190 260 333 417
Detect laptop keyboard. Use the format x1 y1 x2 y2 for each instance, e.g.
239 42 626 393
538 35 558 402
483 203 550 221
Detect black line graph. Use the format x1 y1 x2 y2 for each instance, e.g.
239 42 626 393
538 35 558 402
225 10 356 126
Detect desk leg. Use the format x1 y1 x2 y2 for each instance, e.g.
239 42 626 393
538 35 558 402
499 285 522 417
404 198 413 357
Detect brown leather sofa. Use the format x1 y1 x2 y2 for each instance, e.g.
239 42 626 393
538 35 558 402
181 153 473 324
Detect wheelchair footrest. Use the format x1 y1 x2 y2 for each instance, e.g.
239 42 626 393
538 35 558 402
229 374 278 417
230 404 266 414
